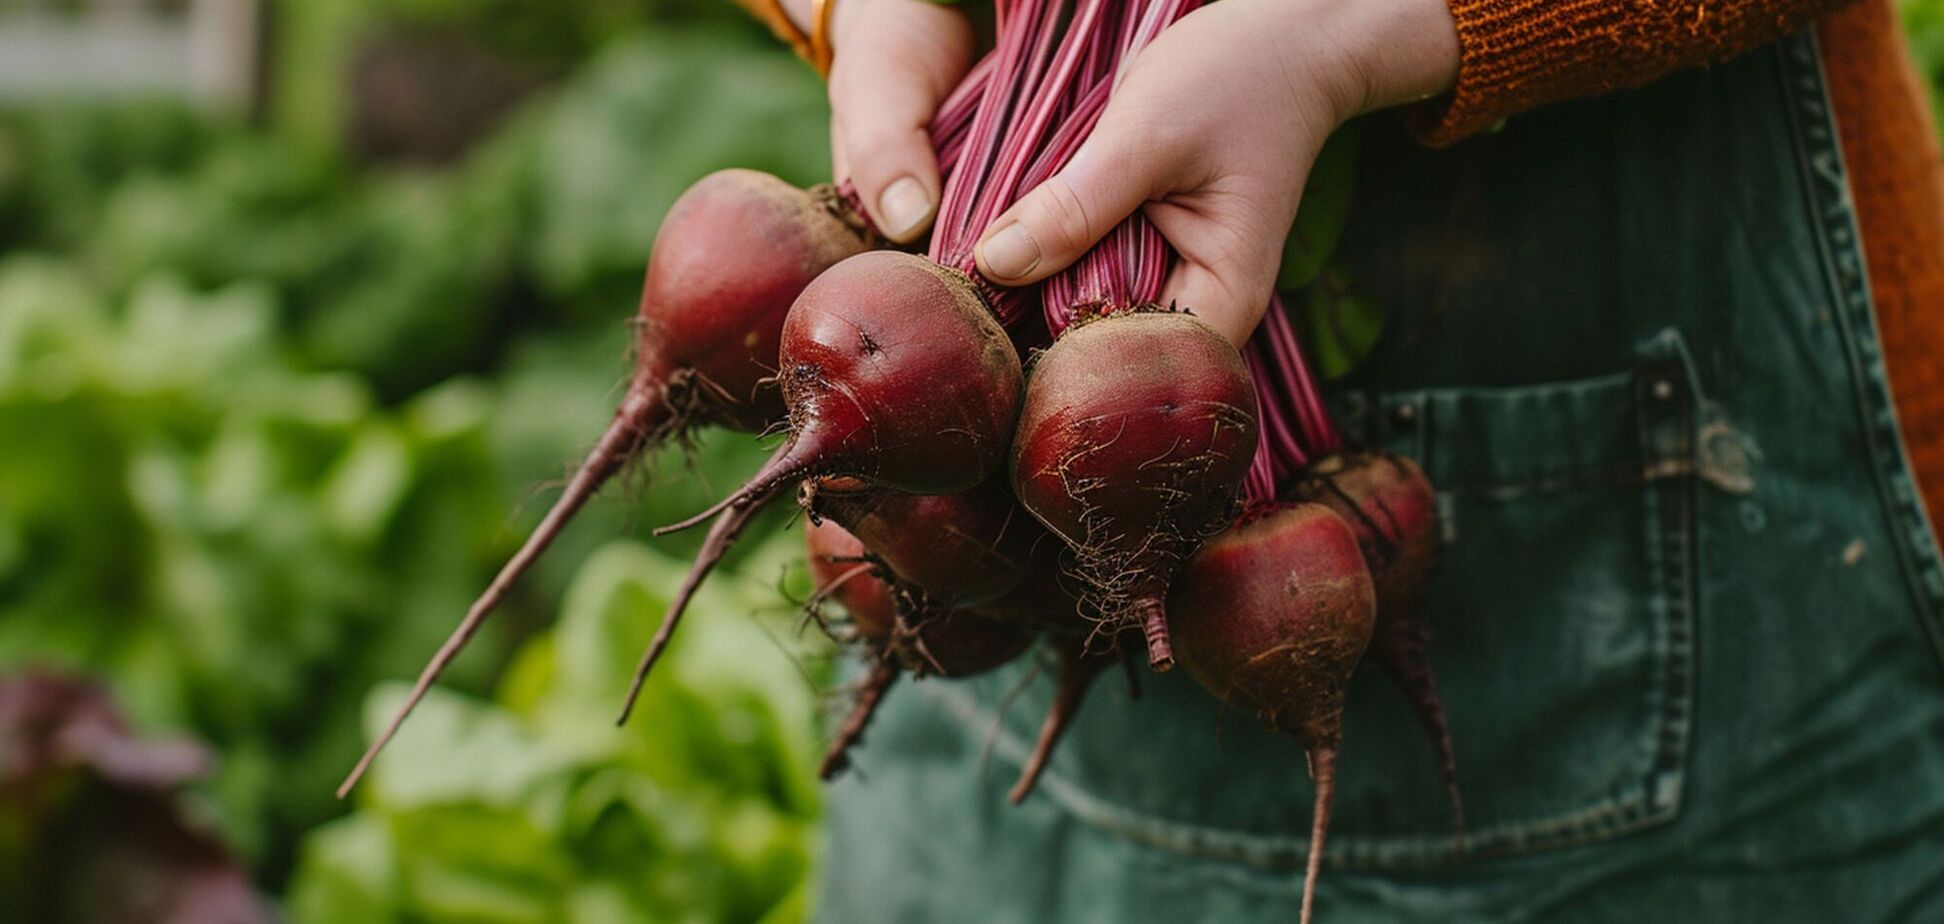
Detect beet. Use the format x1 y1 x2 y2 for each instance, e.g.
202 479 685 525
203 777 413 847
340 169 872 798
805 514 899 644
1296 452 1440 615
667 250 1024 530
801 475 1049 607
1011 309 1258 670
805 517 1032 780
1291 451 1459 831
1172 503 1377 924
615 251 1026 721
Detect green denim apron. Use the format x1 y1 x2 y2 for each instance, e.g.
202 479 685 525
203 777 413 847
815 30 1944 923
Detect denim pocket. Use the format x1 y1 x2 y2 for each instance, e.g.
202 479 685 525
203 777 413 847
928 330 1703 872
1316 328 1701 866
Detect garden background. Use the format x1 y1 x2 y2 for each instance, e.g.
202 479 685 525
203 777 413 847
3 2 1943 920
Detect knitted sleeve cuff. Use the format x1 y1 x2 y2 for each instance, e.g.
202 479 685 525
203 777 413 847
1408 0 1848 146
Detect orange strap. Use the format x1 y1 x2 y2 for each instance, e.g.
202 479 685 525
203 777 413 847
808 0 837 77
739 0 837 78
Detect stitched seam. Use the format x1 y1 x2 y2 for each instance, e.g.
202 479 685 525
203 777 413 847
1781 29 1944 671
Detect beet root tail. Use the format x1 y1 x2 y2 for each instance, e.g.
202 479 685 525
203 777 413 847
1009 645 1107 804
819 658 901 781
1134 596 1174 672
337 391 666 799
1301 746 1338 924
1375 617 1462 834
656 436 818 537
616 478 783 725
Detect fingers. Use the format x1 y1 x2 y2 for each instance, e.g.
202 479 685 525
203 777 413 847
827 0 974 243
974 101 1177 286
1146 185 1292 348
1158 258 1276 349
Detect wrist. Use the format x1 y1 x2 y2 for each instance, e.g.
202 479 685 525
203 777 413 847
1259 0 1460 123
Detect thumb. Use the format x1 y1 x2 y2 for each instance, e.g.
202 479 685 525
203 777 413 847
974 103 1177 286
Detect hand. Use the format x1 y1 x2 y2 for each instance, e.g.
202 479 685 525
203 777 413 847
973 0 1460 347
783 0 976 244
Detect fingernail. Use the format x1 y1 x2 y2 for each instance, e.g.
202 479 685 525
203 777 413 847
878 177 934 241
979 223 1040 280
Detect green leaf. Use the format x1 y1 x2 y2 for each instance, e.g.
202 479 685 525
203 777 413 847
1299 271 1386 380
1278 122 1362 292
358 684 563 811
287 815 403 924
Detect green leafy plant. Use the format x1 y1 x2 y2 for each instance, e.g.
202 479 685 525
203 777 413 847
290 537 822 924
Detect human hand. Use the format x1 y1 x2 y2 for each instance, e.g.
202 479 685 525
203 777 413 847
973 0 1460 347
781 0 976 244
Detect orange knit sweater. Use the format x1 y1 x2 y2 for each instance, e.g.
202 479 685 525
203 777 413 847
1424 0 1944 537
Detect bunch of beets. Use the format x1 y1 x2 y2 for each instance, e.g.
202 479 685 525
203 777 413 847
342 2 1457 919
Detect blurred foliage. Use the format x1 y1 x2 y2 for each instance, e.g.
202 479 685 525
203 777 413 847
289 540 823 924
269 0 764 155
0 20 832 919
0 671 272 923
1903 0 1944 124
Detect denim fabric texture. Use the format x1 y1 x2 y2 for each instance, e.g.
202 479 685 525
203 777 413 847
816 30 1944 923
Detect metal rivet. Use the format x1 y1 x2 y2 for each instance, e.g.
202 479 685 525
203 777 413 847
1651 379 1675 401
1392 402 1417 425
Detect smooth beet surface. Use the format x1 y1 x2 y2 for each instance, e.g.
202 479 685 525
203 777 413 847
1011 310 1257 671
340 169 872 798
1295 452 1440 616
1172 502 1377 924
802 475 1049 607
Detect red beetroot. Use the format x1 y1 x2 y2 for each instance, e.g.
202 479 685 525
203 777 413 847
1296 452 1440 615
617 250 1026 722
805 518 1031 779
801 475 1049 607
1172 503 1378 924
1011 309 1258 671
671 250 1024 524
1290 451 1459 831
339 169 873 797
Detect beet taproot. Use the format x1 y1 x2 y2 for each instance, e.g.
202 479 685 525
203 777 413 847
1172 502 1377 924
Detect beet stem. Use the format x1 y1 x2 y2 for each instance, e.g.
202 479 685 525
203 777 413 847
1134 596 1175 672
616 478 780 725
1301 746 1337 924
818 658 901 780
337 391 661 799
